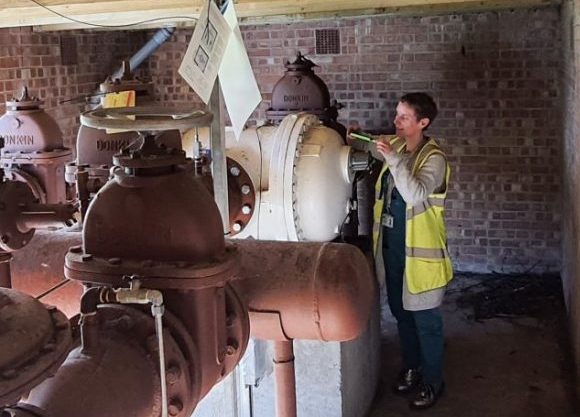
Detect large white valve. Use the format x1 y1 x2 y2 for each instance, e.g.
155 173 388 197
223 113 354 242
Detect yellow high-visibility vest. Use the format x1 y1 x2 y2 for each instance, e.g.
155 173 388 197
372 136 453 294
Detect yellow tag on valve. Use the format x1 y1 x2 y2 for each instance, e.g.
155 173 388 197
102 90 136 134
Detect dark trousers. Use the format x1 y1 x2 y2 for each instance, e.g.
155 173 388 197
383 189 444 388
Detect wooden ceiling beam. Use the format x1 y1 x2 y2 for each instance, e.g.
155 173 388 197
0 0 562 31
0 1 201 29
234 0 561 18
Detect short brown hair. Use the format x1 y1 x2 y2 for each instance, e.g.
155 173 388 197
400 92 438 129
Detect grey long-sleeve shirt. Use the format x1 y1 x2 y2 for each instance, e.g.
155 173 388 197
384 148 446 207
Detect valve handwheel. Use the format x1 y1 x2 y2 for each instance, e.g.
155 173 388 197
80 106 213 132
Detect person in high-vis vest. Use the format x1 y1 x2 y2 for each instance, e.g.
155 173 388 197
359 93 452 409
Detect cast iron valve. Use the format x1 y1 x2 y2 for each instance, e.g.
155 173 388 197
285 51 317 71
100 61 154 100
80 107 212 180
0 181 76 252
8 87 39 110
0 288 72 407
114 134 188 176
49 105 247 417
1 86 73 205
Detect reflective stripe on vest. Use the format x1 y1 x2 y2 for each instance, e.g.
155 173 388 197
372 137 453 294
405 246 449 259
407 198 445 220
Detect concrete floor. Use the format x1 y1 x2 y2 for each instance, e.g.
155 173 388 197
367 273 578 417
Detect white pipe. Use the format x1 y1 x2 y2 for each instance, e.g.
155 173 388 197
153 304 168 417
111 28 176 80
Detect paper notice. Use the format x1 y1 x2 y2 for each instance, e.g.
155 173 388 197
102 90 135 134
218 2 262 140
178 1 231 104
103 90 135 108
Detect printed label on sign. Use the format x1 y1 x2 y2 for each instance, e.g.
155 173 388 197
178 1 231 104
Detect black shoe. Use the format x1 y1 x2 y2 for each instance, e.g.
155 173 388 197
392 368 421 395
409 382 444 409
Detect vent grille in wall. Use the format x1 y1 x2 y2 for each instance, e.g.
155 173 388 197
315 29 340 55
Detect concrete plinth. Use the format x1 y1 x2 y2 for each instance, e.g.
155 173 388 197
194 298 381 417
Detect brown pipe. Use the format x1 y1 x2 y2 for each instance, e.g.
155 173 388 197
16 302 198 417
10 229 82 317
273 340 297 417
10 234 375 341
18 203 76 229
232 240 375 342
0 251 12 288
24 336 162 417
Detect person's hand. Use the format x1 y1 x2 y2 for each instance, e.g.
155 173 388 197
376 136 395 159
346 122 361 146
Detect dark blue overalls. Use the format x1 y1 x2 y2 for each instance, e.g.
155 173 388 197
382 173 444 389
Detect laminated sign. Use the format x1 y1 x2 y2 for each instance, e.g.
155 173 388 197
178 1 231 104
218 2 262 140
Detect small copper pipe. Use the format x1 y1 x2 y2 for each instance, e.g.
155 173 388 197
0 251 12 288
18 203 76 229
273 340 297 417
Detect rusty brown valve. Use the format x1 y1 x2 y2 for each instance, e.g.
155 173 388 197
0 103 77 289
9 106 252 417
0 130 76 255
66 64 182 199
0 87 73 205
0 288 72 407
0 138 76 288
266 52 345 138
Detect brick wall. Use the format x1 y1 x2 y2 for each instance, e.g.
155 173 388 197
149 7 562 274
0 27 146 148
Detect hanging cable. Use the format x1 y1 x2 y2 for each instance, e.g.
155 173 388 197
35 279 71 300
27 0 196 28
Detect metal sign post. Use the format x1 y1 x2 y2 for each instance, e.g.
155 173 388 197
209 80 230 234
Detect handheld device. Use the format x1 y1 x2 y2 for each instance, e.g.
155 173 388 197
349 132 374 143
